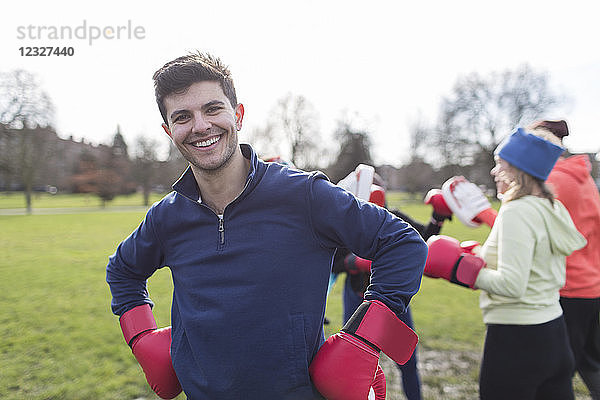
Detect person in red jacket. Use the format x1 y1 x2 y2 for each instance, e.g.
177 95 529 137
528 119 600 399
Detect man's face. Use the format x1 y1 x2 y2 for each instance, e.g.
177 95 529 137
162 81 244 172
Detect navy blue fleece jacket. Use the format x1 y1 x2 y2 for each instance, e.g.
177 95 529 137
106 144 427 399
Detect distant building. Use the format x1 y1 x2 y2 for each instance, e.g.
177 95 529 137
1 125 109 192
0 124 186 194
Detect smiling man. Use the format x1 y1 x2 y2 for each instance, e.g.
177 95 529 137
106 51 428 400
161 79 249 215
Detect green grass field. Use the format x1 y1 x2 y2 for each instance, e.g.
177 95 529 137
0 192 591 399
0 192 167 210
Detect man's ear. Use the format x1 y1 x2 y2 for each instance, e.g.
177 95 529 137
162 123 172 137
235 104 245 131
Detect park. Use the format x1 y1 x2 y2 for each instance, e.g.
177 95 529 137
0 192 592 399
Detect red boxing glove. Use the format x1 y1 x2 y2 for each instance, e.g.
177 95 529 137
371 365 386 400
473 207 497 227
120 305 182 399
309 300 418 399
424 235 485 289
368 184 386 207
424 189 453 222
344 253 372 274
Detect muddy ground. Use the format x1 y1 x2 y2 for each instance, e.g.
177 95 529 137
381 347 592 400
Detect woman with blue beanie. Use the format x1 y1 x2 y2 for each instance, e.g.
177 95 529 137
424 127 588 398
475 128 587 399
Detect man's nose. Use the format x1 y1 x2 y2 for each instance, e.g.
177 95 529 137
192 113 211 133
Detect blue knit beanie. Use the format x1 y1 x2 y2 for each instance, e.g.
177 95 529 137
496 128 565 181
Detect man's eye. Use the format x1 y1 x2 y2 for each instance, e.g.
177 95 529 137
207 106 222 114
174 114 190 122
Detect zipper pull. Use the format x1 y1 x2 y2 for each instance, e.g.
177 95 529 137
218 215 225 245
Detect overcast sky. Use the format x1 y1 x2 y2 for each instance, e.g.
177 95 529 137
2 0 599 166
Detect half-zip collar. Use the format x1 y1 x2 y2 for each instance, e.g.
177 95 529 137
172 143 264 206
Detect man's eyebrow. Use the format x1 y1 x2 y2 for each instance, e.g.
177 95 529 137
169 100 227 121
202 100 226 110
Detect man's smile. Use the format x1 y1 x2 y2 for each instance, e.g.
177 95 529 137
188 135 221 148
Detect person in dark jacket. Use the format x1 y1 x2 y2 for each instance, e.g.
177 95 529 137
106 51 428 400
332 172 452 400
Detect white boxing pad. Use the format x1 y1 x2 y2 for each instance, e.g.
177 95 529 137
337 170 357 194
441 176 491 228
355 164 375 201
337 164 375 201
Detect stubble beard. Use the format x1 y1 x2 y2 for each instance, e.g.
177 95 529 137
183 128 239 173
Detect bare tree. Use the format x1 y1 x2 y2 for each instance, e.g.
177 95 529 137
420 64 562 188
132 134 160 206
0 70 54 129
245 93 330 169
407 113 432 163
70 150 115 207
0 124 13 188
0 70 55 212
397 158 437 198
109 126 135 195
275 93 327 169
245 121 280 160
70 142 135 208
325 120 373 183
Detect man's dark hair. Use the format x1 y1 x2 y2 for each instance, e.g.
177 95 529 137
152 51 237 124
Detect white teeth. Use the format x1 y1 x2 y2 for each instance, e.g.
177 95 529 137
192 136 220 147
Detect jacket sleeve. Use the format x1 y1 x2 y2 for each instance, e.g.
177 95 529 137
307 173 428 315
389 209 426 236
106 206 165 316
